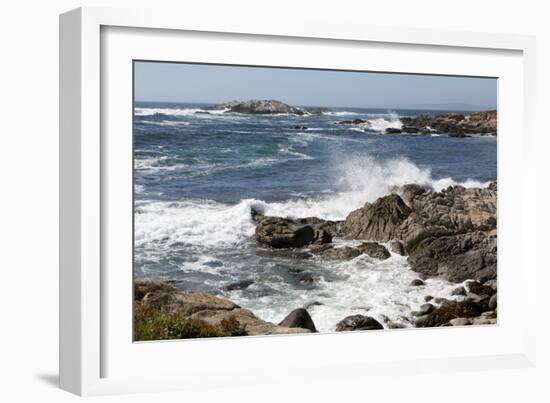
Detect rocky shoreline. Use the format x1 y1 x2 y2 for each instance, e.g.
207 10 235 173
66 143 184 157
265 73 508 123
339 110 497 137
135 182 497 339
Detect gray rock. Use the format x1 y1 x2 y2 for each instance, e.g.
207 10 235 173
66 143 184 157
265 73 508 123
488 294 497 310
217 99 304 115
320 246 362 260
415 299 484 327
335 315 384 331
343 194 412 241
424 295 434 302
410 279 425 286
255 217 316 248
449 317 472 326
279 308 317 332
451 286 467 296
357 242 391 260
222 280 254 291
388 239 406 255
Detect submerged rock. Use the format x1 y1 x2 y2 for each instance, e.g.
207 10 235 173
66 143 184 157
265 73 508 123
335 315 384 331
222 280 254 291
278 308 317 332
320 246 362 260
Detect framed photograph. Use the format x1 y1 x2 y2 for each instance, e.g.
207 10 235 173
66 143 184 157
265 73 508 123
60 7 537 396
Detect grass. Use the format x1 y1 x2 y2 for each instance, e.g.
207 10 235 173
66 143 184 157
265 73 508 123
134 303 248 341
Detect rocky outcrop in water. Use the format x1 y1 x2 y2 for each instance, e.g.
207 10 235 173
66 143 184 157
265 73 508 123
342 182 497 283
396 110 497 136
415 280 497 327
134 278 311 337
216 99 305 115
335 315 384 331
279 308 317 332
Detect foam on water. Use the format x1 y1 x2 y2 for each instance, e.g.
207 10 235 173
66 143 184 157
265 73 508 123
227 250 464 331
135 155 489 247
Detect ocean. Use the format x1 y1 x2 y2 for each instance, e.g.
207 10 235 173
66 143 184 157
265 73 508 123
133 101 497 331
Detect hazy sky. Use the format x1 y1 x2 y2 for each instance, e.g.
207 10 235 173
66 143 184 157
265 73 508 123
134 61 497 110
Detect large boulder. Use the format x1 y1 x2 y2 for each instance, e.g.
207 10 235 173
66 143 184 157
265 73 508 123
216 99 304 115
414 298 484 327
255 217 316 248
335 315 384 331
278 308 317 332
343 194 412 241
406 232 497 283
357 242 391 260
135 278 310 337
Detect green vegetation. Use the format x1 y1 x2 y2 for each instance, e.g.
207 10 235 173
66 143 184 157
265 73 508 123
134 303 247 341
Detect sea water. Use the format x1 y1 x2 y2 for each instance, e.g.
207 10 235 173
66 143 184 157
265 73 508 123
133 102 497 331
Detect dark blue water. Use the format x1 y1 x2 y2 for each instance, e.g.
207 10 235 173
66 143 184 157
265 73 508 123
133 101 497 331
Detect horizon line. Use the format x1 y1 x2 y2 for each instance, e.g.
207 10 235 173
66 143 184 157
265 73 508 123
133 99 496 112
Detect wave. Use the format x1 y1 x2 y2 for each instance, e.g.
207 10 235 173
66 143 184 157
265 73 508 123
322 111 360 116
135 155 490 248
138 120 191 127
134 107 229 117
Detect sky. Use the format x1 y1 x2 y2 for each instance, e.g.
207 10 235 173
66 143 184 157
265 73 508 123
134 61 497 111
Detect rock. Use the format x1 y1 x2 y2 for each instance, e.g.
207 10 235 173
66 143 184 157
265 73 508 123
303 301 323 310
414 299 484 327
337 118 367 124
290 125 307 130
278 308 317 332
399 111 496 136
449 317 472 326
357 242 391 260
488 294 497 310
471 317 496 325
222 280 254 291
136 278 310 336
424 295 434 302
385 128 402 134
320 246 362 260
388 239 406 255
134 278 178 301
387 322 408 329
410 279 425 286
335 315 384 331
451 286 467 296
343 194 412 241
304 107 332 115
414 303 434 316
402 126 420 133
217 99 304 115
255 217 316 248
484 279 498 290
407 232 497 283
464 280 496 297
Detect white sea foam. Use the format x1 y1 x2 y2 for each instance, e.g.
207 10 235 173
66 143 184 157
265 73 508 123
135 156 489 248
134 107 229 116
139 120 191 127
322 111 360 116
278 145 314 160
236 251 464 331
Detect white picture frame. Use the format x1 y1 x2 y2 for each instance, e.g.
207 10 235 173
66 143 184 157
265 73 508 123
59 6 537 396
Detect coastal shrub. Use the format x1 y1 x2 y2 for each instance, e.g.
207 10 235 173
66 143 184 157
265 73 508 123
220 315 248 336
134 304 247 340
